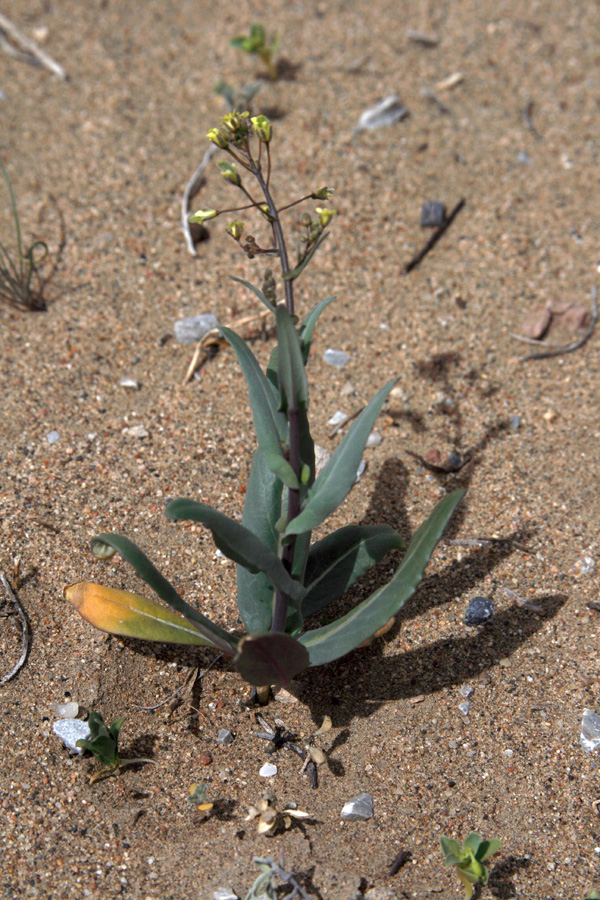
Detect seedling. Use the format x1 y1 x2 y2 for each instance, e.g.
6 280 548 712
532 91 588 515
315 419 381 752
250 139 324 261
76 711 154 783
188 782 214 813
0 161 48 311
230 23 280 80
440 832 502 899
65 112 464 689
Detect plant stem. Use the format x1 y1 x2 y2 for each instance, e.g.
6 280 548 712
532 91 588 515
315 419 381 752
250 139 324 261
250 160 300 634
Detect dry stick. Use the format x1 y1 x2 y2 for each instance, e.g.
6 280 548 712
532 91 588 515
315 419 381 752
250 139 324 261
131 655 223 711
0 572 30 683
514 285 598 361
0 12 66 79
181 144 219 257
404 198 466 273
183 308 272 384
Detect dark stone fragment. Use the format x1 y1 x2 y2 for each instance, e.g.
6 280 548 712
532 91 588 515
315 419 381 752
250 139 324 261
421 201 446 228
465 596 495 626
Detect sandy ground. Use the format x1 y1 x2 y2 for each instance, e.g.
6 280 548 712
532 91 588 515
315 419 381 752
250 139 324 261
1 1 600 898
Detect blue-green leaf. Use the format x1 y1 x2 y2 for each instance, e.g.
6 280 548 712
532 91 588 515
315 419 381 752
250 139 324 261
299 295 335 364
229 275 276 313
220 325 298 489
165 498 305 605
283 232 329 281
298 490 465 666
284 378 399 537
276 304 308 412
234 632 310 685
89 533 238 654
302 524 404 619
237 450 284 632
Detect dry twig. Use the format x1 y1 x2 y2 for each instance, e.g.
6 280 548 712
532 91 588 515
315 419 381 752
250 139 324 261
404 198 466 273
0 12 66 79
131 655 222 711
0 572 30 683
181 144 218 256
513 286 597 361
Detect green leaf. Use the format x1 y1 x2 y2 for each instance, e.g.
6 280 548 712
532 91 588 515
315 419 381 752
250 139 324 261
237 450 284 632
283 232 329 281
266 344 278 390
475 838 502 862
92 533 238 654
220 325 298 488
302 524 404 619
76 712 122 768
89 533 238 654
285 378 399 537
462 833 483 856
275 304 308 412
229 275 276 314
440 836 462 866
234 632 310 685
165 498 306 606
298 490 465 666
299 296 335 364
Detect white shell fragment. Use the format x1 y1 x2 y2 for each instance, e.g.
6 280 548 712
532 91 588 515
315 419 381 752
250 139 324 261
323 348 350 368
54 701 79 719
213 889 238 900
259 762 278 778
341 792 374 821
122 424 149 439
581 709 600 752
174 314 220 344
366 431 382 447
119 377 141 390
458 701 470 716
328 410 349 427
355 96 408 132
53 718 91 754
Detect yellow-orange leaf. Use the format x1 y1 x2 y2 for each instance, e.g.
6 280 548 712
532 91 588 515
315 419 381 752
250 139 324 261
64 581 215 647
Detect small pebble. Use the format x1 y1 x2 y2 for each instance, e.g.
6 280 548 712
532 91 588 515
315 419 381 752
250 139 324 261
355 96 408 132
464 596 494 626
259 762 278 778
581 709 600 752
323 348 350 368
341 792 374 821
517 150 533 164
216 729 234 746
355 458 367 482
119 377 141 390
421 202 446 228
460 685 473 699
341 381 356 396
46 430 60 445
509 414 521 431
328 410 348 426
366 431 382 447
213 890 238 900
458 701 470 716
122 424 148 439
198 751 213 766
53 719 91 754
174 314 220 344
54 701 79 719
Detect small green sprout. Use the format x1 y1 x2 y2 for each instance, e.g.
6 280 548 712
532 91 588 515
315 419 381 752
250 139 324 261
76 711 154 784
230 23 280 80
188 782 214 813
440 833 501 899
0 160 49 311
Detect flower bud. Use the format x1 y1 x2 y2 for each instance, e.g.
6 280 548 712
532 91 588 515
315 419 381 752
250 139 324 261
258 204 274 223
301 213 312 227
226 221 244 240
217 159 242 187
222 111 251 144
188 209 218 224
311 186 335 200
206 128 229 149
251 115 272 143
315 207 336 227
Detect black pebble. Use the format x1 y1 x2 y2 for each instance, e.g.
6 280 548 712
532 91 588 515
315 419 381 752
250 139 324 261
465 596 495 626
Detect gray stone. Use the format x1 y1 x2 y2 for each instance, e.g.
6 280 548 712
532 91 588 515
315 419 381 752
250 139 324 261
213 890 238 900
341 792 374 821
119 377 140 390
366 431 382 447
458 701 470 716
464 596 494 626
54 701 79 719
323 348 350 368
122 424 148 439
216 728 234 746
421 202 446 228
53 718 91 754
259 762 278 778
174 314 220 344
355 96 408 132
46 430 60 445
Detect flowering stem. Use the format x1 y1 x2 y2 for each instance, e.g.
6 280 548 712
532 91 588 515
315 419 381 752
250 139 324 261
249 160 300 634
